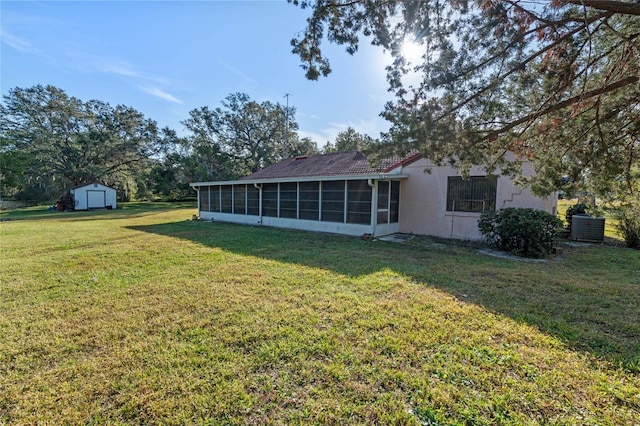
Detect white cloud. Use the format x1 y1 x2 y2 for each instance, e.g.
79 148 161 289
1 29 41 54
218 60 257 85
139 87 183 104
97 61 142 78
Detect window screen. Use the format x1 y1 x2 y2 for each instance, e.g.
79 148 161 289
247 185 259 215
199 186 210 212
262 183 278 217
233 185 246 215
390 181 400 223
221 185 233 213
279 182 297 218
321 180 345 223
210 186 220 212
299 181 319 221
377 181 389 224
347 180 372 224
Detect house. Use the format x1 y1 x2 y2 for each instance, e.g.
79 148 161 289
71 183 117 210
189 151 556 240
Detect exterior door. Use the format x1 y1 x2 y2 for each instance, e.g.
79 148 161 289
87 190 106 209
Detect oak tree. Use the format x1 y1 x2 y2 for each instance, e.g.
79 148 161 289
1 85 163 199
182 92 317 176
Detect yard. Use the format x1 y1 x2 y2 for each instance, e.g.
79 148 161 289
1 203 638 424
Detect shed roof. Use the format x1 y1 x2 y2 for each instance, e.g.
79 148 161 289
71 182 116 190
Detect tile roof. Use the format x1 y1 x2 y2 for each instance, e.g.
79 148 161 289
241 151 420 180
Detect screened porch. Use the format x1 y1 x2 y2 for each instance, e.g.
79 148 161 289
193 177 403 237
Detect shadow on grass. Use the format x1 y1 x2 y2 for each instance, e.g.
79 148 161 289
0 202 195 222
129 219 640 373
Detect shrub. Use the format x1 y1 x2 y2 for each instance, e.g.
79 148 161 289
565 202 587 232
479 208 563 258
614 205 640 249
58 191 75 211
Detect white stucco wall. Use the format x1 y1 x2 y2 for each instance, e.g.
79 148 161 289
71 183 117 210
398 158 557 240
199 211 373 237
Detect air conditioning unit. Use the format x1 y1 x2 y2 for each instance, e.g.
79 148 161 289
571 215 605 242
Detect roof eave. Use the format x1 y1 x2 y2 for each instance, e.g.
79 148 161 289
189 173 409 187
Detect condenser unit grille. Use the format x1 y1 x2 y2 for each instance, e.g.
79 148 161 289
571 215 605 242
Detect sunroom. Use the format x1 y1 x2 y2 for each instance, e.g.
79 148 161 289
191 175 405 237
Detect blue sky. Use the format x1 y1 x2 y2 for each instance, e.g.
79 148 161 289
1 1 395 146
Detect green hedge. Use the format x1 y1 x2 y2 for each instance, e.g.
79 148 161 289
479 208 563 258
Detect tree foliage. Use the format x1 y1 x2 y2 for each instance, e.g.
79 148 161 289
323 126 375 153
0 85 164 199
182 93 318 177
290 0 640 201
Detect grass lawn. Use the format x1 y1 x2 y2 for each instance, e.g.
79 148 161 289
1 203 638 424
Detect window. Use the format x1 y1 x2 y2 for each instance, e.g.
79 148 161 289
321 180 345 223
199 186 210 212
247 185 259 215
279 182 297 218
299 181 319 220
233 185 246 214
446 176 497 212
262 183 278 217
221 185 233 213
347 180 372 224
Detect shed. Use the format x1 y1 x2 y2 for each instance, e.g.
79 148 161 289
71 183 117 210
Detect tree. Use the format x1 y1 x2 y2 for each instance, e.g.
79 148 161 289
290 1 639 201
323 126 375 153
0 85 164 200
182 92 317 176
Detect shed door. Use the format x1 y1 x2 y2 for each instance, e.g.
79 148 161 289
87 190 106 209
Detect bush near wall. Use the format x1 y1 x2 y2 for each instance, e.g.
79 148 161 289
479 208 563 258
615 204 640 249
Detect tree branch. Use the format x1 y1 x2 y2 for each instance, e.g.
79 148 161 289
562 0 640 16
484 75 639 141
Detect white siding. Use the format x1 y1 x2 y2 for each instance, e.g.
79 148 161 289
72 183 117 210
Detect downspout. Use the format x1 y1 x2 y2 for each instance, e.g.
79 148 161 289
368 179 376 237
254 183 262 224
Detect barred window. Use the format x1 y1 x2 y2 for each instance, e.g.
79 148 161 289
446 176 497 212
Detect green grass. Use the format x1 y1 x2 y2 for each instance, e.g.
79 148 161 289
1 203 639 424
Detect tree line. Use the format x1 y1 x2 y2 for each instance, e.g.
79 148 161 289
0 85 374 203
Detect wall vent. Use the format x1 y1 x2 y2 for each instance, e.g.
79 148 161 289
571 215 605 243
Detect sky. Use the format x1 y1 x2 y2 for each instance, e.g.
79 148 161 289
1 1 396 147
